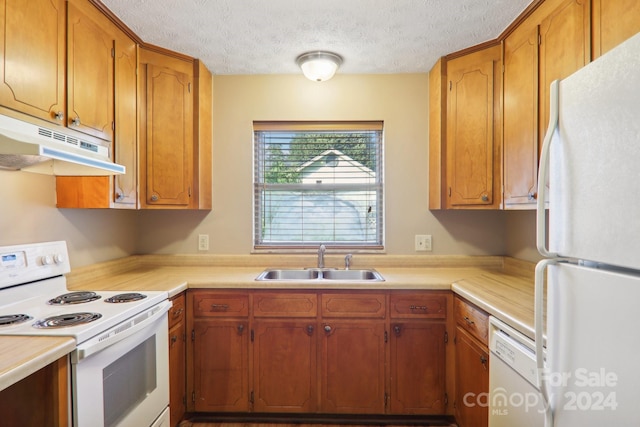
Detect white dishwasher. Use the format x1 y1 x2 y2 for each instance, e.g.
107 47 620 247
488 316 546 427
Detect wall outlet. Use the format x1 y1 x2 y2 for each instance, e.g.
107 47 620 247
198 234 209 251
415 234 432 252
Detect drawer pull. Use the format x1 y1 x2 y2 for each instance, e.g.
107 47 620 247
464 316 475 326
410 305 427 311
172 307 184 318
211 303 229 311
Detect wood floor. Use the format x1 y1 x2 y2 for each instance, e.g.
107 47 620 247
180 416 458 427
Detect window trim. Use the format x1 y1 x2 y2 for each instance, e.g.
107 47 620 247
253 121 385 251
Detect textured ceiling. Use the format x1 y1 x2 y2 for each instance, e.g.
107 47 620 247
101 0 532 76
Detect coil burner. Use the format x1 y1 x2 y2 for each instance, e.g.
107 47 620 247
104 293 147 303
33 312 103 328
48 291 102 305
0 314 33 326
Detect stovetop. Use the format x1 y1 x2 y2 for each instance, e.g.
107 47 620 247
0 241 168 344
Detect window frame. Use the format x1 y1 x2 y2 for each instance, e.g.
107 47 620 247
253 121 385 251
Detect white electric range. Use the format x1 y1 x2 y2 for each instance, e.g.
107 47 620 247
0 241 171 427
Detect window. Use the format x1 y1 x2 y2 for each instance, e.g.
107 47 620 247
254 121 384 249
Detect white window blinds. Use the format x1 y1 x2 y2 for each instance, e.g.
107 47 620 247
254 121 384 249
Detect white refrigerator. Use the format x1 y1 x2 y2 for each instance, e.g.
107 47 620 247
535 31 640 426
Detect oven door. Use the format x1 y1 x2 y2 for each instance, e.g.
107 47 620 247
72 301 171 427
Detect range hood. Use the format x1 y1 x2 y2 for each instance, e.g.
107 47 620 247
0 114 125 176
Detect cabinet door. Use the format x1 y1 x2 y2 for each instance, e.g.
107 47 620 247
538 0 590 148
503 24 540 206
169 319 186 426
389 321 446 414
446 47 500 208
67 1 114 141
143 63 194 207
0 0 65 124
454 326 489 427
193 320 250 412
320 320 385 414
113 34 138 207
253 320 318 412
592 0 640 59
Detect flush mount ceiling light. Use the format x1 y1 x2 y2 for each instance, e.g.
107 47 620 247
296 51 343 82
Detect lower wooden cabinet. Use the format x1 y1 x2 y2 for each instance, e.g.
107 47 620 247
321 320 386 413
186 289 451 416
389 321 446 414
0 356 69 426
253 320 318 412
168 293 186 427
454 297 489 427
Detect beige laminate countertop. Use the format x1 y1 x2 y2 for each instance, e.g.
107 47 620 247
0 335 75 392
66 254 538 338
0 254 538 393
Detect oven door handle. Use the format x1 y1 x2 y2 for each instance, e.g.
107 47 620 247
73 300 172 363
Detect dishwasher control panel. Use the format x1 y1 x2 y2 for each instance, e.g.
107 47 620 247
489 316 541 388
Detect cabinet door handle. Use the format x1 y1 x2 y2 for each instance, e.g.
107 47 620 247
481 194 489 202
393 324 402 337
237 324 245 334
170 335 178 347
211 303 229 311
464 316 475 326
71 117 81 126
324 324 332 334
150 194 159 202
480 354 488 369
54 111 64 121
306 325 314 336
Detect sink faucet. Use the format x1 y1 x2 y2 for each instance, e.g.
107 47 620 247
318 244 326 268
345 254 352 270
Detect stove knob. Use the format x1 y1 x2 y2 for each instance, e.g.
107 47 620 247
53 254 65 264
40 255 54 266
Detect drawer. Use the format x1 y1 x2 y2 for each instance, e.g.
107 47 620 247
253 292 318 318
168 293 185 328
454 296 489 345
192 291 249 318
389 292 447 319
321 292 386 318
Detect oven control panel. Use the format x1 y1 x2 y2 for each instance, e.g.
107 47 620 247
0 241 70 289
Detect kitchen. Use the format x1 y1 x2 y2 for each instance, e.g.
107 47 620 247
0 0 639 426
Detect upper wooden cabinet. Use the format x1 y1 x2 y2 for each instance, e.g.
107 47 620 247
433 0 639 211
0 0 115 142
503 0 590 208
67 0 115 141
138 48 212 210
55 4 212 210
429 44 502 210
0 0 66 124
592 0 640 59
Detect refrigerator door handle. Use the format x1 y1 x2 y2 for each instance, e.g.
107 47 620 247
535 258 561 427
537 79 560 258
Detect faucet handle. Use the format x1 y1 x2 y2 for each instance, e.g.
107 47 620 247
345 254 353 270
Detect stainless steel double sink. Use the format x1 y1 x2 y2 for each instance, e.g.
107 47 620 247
255 268 385 282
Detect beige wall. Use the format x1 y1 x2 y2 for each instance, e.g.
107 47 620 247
136 73 508 256
0 171 137 267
